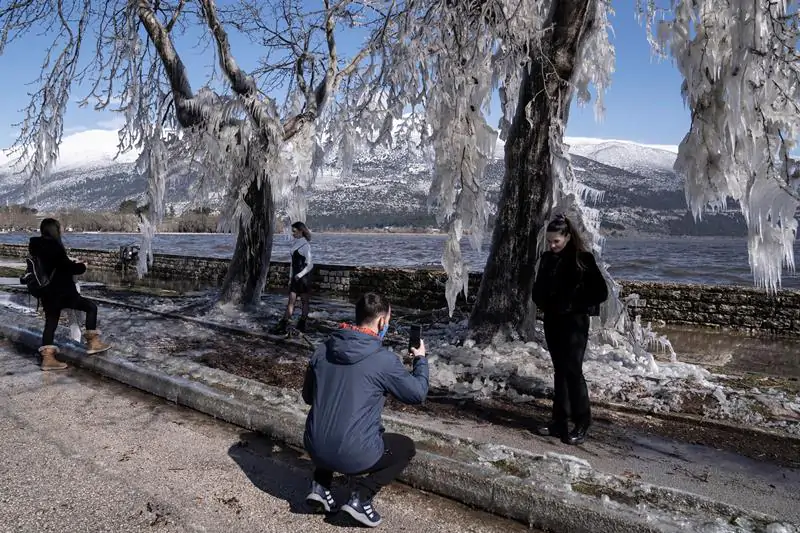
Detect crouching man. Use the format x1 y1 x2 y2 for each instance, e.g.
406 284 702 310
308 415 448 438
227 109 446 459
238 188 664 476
302 292 428 528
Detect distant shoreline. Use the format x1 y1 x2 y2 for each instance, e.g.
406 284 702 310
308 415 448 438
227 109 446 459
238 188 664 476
0 228 764 240
66 229 445 237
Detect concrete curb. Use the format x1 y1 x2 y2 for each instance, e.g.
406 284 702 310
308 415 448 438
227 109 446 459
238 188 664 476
1 323 793 533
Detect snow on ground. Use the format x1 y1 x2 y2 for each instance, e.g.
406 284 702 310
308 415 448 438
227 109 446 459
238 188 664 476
467 441 795 533
2 285 797 437
135 290 800 437
421 317 800 436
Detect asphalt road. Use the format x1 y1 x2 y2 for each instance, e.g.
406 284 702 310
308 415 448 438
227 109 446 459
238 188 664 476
0 340 533 533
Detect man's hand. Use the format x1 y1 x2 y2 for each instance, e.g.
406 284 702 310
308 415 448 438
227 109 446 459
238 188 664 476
410 339 426 358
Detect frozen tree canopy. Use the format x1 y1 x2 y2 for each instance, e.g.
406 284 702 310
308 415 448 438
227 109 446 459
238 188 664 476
359 0 799 315
0 0 392 304
346 0 614 315
640 0 800 291
2 0 798 313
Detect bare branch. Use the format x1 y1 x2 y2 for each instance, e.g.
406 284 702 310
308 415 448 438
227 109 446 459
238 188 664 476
165 0 186 33
137 0 198 126
198 0 281 142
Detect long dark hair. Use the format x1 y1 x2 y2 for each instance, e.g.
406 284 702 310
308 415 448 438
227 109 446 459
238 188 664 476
292 221 311 241
39 218 63 244
546 214 590 268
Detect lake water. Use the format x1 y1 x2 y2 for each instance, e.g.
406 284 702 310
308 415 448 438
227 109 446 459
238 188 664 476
1 231 799 288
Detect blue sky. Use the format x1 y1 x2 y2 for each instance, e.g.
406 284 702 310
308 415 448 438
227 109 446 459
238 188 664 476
0 0 689 148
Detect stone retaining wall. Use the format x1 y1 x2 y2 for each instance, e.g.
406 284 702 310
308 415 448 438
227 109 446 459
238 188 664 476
3 243 798 335
622 281 800 335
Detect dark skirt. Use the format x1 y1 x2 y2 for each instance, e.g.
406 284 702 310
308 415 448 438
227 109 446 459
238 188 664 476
290 276 311 295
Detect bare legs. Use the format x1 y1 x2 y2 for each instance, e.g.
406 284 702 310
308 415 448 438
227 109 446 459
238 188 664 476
284 292 310 320
275 292 310 333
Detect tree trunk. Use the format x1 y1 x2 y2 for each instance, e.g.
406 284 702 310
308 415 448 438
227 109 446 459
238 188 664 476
468 0 597 343
219 177 274 307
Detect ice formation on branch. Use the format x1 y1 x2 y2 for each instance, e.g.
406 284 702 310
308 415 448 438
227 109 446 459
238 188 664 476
1 0 90 198
1 0 383 299
275 121 318 225
111 2 287 276
354 1 545 314
639 0 800 292
349 0 622 319
422 24 497 315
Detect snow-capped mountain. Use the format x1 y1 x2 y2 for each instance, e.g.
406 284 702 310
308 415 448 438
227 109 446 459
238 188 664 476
0 129 185 212
564 137 680 190
0 128 744 235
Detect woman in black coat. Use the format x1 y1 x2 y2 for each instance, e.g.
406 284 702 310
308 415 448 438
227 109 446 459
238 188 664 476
28 218 110 370
532 214 609 445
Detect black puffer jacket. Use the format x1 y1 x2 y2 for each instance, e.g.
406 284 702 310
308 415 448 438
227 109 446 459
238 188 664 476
532 248 609 317
28 236 86 302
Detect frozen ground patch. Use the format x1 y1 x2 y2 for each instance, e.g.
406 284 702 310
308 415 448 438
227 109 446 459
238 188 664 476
127 289 800 436
10 284 799 437
420 317 800 436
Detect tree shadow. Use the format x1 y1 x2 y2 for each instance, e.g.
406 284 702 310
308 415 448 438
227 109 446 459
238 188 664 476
227 431 362 528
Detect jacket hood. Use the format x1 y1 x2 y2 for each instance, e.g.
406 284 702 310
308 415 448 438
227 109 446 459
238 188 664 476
29 236 60 255
325 327 383 365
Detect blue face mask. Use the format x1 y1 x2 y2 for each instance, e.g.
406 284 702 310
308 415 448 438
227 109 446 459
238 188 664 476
378 320 389 340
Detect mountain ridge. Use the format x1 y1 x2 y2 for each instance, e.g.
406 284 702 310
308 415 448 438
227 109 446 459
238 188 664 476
0 128 746 236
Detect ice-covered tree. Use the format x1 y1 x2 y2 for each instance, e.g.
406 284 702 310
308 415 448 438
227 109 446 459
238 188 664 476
0 0 388 306
639 0 800 293
357 0 798 343
3 0 797 333
351 0 614 342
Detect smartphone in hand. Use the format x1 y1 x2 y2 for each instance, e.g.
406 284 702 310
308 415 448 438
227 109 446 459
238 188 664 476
408 324 422 351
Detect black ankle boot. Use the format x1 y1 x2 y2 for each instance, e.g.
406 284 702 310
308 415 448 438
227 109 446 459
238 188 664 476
561 423 590 445
536 421 568 438
270 318 288 335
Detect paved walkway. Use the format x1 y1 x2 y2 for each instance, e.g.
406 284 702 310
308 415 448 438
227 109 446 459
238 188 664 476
394 406 800 523
0 341 533 533
1 289 798 528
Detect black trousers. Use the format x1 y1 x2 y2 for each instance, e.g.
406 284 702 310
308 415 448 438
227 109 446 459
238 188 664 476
543 313 591 427
313 433 416 500
41 295 98 346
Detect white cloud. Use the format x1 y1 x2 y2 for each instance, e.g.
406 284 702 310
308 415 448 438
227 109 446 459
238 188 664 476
95 115 126 130
64 125 90 134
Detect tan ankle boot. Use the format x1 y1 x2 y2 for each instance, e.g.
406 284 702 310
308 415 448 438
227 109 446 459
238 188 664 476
84 330 111 355
39 345 68 371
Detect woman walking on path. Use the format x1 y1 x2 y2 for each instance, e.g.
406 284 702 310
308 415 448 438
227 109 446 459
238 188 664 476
532 214 608 445
28 218 111 371
272 221 314 334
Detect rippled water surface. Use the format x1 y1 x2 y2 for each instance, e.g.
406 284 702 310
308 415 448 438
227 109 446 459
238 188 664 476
1 232 799 288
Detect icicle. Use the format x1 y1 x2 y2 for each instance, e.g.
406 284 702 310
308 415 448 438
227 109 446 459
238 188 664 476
137 126 169 276
442 218 466 316
644 0 800 293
